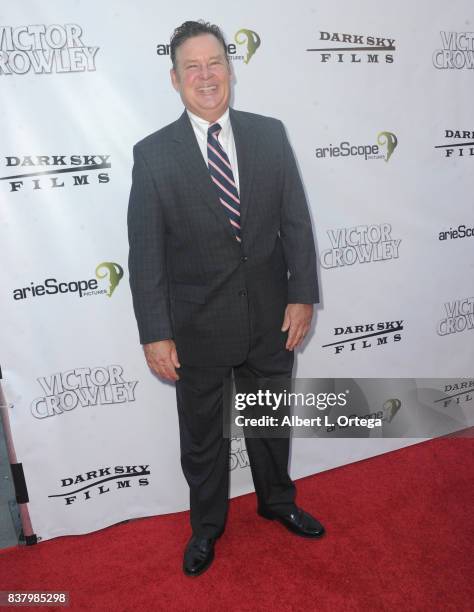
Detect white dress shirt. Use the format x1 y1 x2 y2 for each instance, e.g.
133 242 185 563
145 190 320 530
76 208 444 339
186 107 240 194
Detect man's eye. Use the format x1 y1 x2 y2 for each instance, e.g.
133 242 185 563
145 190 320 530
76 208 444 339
186 64 198 69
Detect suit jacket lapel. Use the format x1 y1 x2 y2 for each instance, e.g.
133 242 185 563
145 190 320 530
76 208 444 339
172 110 238 242
229 108 256 233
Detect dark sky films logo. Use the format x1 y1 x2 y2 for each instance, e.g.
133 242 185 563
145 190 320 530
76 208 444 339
1 154 111 193
31 365 138 419
437 298 474 336
0 24 99 75
13 262 124 301
48 464 149 506
438 223 474 241
321 223 401 268
433 32 474 69
434 380 474 409
307 31 395 63
315 132 397 162
434 130 474 159
157 28 261 64
322 321 403 355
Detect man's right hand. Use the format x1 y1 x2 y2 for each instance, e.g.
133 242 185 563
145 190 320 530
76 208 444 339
143 340 181 382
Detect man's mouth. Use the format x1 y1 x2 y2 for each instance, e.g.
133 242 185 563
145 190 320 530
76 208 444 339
197 85 217 93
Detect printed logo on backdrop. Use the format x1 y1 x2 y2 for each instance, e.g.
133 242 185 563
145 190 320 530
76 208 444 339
437 297 474 337
229 437 250 471
230 29 260 63
321 223 401 269
434 380 474 409
13 262 123 301
324 397 401 434
157 28 261 63
438 223 474 241
0 154 111 193
0 25 99 75
31 364 138 419
433 32 474 69
307 31 395 63
48 464 150 506
322 320 403 355
315 132 397 162
434 130 474 159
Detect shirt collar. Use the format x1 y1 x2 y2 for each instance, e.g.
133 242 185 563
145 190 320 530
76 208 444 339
187 107 231 140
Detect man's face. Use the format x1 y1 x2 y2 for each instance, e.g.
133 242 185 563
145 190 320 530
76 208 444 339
171 33 231 122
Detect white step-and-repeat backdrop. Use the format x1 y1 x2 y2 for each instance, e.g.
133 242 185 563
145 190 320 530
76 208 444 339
1 1 473 542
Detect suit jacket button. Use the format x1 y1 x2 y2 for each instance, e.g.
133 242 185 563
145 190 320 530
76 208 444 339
241 256 248 263
238 290 247 297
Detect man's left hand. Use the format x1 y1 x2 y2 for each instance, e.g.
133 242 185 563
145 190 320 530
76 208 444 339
281 303 314 351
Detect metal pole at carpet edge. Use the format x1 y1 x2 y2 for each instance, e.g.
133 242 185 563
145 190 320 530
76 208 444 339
0 373 37 545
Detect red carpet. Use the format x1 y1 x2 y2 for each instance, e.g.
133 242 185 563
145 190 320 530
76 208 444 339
1 437 473 611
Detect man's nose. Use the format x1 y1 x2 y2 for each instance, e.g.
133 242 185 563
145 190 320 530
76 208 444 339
199 64 211 79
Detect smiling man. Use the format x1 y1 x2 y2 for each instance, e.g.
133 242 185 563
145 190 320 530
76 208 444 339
127 20 323 577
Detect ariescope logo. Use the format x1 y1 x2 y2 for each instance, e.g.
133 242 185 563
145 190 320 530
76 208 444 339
307 30 395 63
1 155 111 192
437 298 474 336
433 32 474 69
321 223 401 268
13 262 123 301
157 28 260 64
48 464 150 505
0 24 99 75
315 132 397 162
434 130 474 159
324 398 400 433
438 224 474 241
31 365 138 418
230 29 260 63
322 321 403 354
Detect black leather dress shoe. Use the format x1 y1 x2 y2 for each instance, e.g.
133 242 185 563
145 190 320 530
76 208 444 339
258 506 325 538
183 536 215 577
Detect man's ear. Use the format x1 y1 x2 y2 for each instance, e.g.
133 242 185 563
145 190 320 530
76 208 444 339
170 67 179 91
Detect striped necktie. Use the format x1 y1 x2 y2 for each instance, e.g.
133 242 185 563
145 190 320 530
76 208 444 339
207 122 241 242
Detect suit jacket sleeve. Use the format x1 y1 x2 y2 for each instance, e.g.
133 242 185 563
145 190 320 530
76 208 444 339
279 121 320 304
127 144 172 344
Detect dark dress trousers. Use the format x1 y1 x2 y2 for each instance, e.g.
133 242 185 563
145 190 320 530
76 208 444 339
128 107 319 538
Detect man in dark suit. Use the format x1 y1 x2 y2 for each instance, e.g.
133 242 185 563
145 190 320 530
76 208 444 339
128 20 324 577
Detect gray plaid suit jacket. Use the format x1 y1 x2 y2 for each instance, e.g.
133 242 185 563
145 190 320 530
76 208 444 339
127 107 319 366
